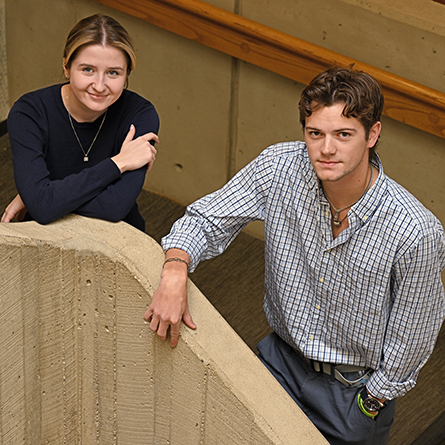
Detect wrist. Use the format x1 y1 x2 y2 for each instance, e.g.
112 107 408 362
163 257 190 269
162 249 191 275
366 389 386 405
111 154 125 173
357 394 378 417
358 387 387 417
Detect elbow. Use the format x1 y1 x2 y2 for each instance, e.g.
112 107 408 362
26 206 63 225
31 212 59 225
104 215 122 223
74 209 122 223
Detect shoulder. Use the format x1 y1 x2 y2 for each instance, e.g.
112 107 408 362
260 140 307 158
252 141 313 184
380 175 444 251
12 84 61 108
108 89 159 132
8 84 63 136
254 140 308 169
385 177 439 227
10 84 62 118
114 89 157 113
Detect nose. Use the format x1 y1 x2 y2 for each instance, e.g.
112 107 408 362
92 74 106 92
320 136 336 155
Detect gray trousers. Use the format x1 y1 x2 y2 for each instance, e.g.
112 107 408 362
257 333 396 445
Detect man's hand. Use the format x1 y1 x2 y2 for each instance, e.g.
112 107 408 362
1 194 27 222
144 249 196 347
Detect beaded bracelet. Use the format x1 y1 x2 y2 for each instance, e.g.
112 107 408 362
163 257 191 269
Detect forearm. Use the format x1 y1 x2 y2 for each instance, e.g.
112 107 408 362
162 193 260 271
157 250 191 305
18 159 121 224
74 166 146 222
367 232 445 399
163 249 192 271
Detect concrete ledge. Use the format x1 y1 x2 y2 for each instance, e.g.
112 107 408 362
0 215 327 444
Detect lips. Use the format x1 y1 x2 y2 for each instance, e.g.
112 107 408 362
88 92 108 100
318 160 340 167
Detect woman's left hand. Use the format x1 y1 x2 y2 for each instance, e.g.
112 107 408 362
112 124 159 173
1 194 27 222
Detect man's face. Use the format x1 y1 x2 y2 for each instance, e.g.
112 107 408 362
304 103 381 185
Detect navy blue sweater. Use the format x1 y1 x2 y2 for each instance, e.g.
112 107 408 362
8 84 159 231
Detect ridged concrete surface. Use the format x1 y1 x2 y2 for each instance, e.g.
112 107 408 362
0 214 327 444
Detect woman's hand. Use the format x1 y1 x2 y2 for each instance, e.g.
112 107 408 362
1 194 27 222
112 124 159 173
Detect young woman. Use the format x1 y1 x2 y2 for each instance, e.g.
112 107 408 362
1 13 159 232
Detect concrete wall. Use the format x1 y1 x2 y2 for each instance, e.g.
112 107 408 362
4 0 445 241
0 215 327 444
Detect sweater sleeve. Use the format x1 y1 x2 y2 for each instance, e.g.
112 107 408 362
71 104 159 223
8 90 159 225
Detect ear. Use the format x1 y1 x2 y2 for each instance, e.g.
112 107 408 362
63 58 69 80
367 121 381 148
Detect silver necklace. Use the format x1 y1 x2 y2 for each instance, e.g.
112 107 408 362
324 166 374 227
67 110 107 162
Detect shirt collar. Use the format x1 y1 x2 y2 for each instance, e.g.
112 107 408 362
353 154 387 224
300 146 319 193
313 153 388 224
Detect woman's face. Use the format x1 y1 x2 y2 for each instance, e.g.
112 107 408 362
64 44 128 121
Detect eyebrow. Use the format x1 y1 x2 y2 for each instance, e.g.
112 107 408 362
77 63 125 71
305 126 358 132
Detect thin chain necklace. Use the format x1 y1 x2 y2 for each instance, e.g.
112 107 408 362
324 166 374 227
67 109 107 162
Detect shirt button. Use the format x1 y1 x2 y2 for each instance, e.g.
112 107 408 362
309 335 315 341
316 305 321 310
319 278 324 283
364 216 368 221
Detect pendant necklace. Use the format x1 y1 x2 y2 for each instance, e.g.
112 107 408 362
324 166 374 227
67 109 107 162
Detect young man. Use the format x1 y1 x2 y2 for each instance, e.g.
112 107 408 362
144 67 445 444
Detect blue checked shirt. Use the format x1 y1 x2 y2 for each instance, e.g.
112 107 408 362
162 141 445 400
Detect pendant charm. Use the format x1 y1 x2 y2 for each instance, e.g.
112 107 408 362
84 156 89 162
332 210 342 226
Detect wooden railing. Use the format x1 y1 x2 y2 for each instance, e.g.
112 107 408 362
96 0 445 140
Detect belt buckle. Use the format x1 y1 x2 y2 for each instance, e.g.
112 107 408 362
334 367 373 387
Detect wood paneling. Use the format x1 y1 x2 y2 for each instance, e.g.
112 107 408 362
95 0 445 140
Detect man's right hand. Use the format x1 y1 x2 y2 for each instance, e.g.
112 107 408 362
144 249 196 347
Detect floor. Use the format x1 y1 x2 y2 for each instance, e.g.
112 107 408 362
1 133 444 444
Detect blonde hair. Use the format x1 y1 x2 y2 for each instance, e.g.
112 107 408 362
63 14 136 77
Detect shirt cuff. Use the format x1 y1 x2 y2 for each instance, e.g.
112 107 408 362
162 231 205 272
